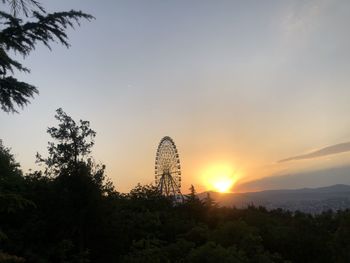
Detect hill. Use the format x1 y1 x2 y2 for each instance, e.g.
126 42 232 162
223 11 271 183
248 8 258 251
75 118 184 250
198 184 350 214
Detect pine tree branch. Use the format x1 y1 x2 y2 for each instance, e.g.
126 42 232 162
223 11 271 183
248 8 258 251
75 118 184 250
0 76 38 113
0 9 94 113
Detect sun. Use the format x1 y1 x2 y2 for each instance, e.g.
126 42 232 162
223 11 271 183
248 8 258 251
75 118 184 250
213 179 234 193
201 163 238 193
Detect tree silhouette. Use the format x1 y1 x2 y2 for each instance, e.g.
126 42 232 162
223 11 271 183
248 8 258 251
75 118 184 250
186 184 198 202
2 111 350 262
36 108 96 176
2 0 44 17
0 2 93 113
0 140 34 214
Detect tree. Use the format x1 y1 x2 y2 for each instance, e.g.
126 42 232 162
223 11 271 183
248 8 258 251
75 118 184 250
2 0 44 17
187 242 247 263
0 1 93 113
0 140 34 262
203 192 217 209
0 140 34 213
186 184 198 202
34 109 114 262
0 140 22 180
36 108 96 176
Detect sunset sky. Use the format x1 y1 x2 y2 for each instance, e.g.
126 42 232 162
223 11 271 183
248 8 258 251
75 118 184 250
1 0 350 193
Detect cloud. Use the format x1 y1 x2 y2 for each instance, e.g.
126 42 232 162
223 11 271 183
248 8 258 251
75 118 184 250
278 142 350 163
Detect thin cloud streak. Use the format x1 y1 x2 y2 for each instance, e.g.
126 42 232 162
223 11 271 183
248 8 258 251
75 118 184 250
278 142 350 163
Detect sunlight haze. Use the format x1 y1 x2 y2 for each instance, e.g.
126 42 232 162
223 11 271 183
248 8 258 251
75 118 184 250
1 0 350 193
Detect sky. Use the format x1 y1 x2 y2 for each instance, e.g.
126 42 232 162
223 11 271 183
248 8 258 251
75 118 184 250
1 0 350 193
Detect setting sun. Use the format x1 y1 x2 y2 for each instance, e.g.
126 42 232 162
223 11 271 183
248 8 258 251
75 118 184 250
201 163 238 193
213 179 235 193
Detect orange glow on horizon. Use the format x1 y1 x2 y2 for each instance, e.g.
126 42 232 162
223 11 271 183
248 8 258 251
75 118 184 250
201 162 239 193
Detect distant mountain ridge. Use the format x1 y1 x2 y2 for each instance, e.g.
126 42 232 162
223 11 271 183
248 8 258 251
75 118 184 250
198 184 350 214
234 166 350 192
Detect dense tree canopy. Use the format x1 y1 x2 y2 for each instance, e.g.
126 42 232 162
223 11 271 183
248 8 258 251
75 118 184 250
1 110 350 262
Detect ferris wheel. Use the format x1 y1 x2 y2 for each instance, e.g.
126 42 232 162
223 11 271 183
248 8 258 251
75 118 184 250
155 136 183 201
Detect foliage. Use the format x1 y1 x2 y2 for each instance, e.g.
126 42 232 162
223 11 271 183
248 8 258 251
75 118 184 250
36 108 97 176
1 111 350 262
2 0 44 17
0 140 34 214
0 140 21 179
0 251 25 263
0 1 93 113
